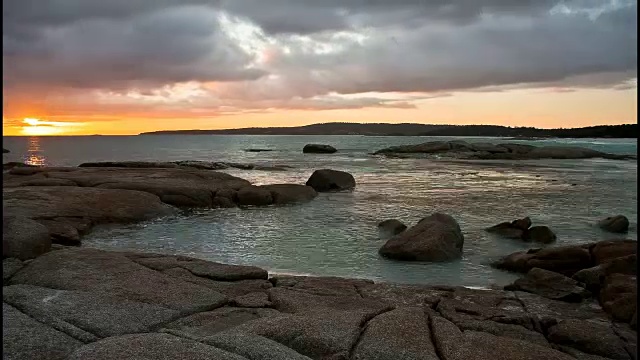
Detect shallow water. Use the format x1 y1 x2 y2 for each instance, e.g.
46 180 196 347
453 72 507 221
3 135 637 287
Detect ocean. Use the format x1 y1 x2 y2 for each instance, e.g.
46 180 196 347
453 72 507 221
2 135 637 287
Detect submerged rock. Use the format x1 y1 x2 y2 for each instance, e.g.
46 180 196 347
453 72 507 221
379 213 464 262
377 219 407 237
305 169 356 192
598 215 630 233
302 144 337 154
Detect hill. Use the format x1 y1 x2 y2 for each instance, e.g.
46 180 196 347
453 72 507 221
139 123 637 138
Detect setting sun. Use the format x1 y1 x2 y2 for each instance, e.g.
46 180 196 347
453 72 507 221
20 117 84 136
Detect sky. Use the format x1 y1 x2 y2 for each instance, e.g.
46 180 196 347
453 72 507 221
2 0 637 136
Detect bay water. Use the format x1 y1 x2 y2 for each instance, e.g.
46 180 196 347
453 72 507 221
3 135 637 287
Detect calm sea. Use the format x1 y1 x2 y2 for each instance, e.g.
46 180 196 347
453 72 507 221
3 135 637 287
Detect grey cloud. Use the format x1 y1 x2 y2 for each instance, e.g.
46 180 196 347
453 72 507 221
246 3 636 97
3 5 265 90
2 0 637 113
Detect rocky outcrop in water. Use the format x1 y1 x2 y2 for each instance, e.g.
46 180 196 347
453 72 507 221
3 246 637 360
486 217 556 243
494 239 638 328
373 140 635 160
492 240 637 276
379 213 464 262
302 144 337 154
305 169 356 192
3 166 317 246
598 215 630 233
486 217 531 239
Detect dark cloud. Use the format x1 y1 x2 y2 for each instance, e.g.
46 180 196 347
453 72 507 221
3 3 264 90
2 0 637 112
220 0 565 34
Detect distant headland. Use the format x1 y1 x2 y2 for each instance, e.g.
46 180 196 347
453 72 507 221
139 123 637 138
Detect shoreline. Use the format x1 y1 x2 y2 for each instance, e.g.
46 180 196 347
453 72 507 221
4 162 637 359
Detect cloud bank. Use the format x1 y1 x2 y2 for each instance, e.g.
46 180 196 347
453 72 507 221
2 0 636 116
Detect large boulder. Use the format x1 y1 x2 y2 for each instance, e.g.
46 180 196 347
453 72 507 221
378 219 407 237
306 169 356 192
598 215 630 233
3 216 52 260
504 267 591 302
378 213 464 262
302 144 337 154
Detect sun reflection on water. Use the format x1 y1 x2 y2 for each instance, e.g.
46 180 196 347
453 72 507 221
25 137 46 166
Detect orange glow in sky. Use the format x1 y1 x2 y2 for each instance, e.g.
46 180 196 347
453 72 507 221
18 118 87 136
2 86 637 136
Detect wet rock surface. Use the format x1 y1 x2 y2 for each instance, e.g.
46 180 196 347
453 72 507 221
5 246 635 360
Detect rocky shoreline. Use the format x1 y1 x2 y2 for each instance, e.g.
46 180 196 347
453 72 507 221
3 164 637 360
